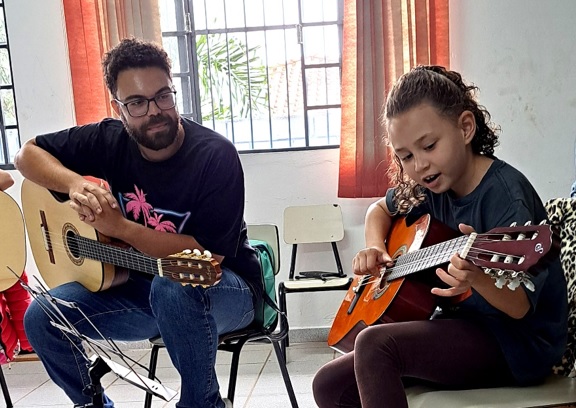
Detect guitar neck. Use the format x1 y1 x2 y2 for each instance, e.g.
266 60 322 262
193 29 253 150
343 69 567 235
386 235 469 281
75 235 159 276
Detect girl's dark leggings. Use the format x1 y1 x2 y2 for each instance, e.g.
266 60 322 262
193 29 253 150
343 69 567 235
313 319 515 408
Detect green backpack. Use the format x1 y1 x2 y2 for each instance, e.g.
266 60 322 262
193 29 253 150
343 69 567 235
249 239 278 329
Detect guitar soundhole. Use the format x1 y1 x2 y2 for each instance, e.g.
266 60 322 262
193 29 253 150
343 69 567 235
372 274 390 300
378 275 390 291
62 223 84 266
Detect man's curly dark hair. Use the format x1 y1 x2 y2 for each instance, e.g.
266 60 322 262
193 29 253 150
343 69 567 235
384 65 500 213
102 37 172 98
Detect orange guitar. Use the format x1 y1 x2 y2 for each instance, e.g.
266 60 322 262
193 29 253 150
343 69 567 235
21 179 220 292
327 214 555 354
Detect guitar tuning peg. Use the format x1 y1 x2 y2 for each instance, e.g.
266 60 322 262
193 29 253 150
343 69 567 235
203 250 212 258
495 276 507 289
522 279 535 292
509 222 517 227
507 279 521 291
524 220 532 226
183 249 192 254
193 249 202 256
484 268 495 276
539 219 547 225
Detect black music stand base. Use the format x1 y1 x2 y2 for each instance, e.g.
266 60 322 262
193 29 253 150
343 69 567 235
76 356 111 408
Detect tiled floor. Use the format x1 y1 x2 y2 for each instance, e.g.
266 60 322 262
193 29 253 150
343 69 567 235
0 341 336 407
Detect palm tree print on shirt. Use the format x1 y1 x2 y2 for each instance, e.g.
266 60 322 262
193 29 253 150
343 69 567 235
124 186 153 227
119 185 189 233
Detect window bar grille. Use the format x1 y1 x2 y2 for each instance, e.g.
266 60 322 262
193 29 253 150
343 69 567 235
296 0 310 147
200 0 217 130
0 3 18 166
185 3 202 123
241 0 255 150
177 51 191 115
281 0 294 148
260 1 274 149
166 0 342 150
174 3 191 116
0 99 7 164
222 1 237 145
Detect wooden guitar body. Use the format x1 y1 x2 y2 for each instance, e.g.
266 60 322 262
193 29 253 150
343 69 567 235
21 179 220 292
329 215 463 354
328 213 555 354
0 191 25 291
21 179 126 292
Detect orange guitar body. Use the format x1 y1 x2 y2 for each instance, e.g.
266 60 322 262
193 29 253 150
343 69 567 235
328 214 459 354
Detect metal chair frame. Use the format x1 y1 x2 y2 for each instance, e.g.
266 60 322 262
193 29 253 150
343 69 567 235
278 204 353 357
144 223 299 408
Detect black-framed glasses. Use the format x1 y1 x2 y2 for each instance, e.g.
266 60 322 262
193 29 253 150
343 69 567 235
115 91 177 117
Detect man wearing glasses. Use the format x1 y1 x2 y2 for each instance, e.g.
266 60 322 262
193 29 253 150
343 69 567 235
15 38 260 408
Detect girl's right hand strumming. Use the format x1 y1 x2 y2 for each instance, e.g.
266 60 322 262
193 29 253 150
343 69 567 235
352 247 394 277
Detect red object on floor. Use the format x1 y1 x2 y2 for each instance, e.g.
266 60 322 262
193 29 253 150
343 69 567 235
0 271 33 363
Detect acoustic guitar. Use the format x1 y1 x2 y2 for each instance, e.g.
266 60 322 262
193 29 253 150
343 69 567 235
21 179 220 292
0 190 25 291
327 214 555 354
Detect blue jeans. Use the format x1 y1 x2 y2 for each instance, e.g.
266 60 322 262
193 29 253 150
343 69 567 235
24 269 255 408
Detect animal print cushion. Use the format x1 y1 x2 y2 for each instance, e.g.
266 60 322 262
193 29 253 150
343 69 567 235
545 197 576 377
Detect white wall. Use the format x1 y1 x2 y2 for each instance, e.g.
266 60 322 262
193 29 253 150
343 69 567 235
450 0 576 199
241 149 373 328
5 0 75 137
4 0 575 332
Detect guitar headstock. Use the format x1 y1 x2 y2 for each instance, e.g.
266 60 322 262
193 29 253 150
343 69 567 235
467 222 554 291
160 249 221 287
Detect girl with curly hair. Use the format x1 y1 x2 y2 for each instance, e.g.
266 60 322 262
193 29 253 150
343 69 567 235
313 66 567 408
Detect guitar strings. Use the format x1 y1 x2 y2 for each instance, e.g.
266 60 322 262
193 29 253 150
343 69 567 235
38 230 218 280
352 232 529 289
39 236 217 284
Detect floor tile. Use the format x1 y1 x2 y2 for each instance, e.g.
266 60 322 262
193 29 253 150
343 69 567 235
1 341 331 407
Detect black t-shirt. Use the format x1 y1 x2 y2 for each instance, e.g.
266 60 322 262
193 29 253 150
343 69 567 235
386 159 568 384
36 117 263 302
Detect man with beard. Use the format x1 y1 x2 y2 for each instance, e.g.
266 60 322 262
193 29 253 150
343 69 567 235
15 38 260 408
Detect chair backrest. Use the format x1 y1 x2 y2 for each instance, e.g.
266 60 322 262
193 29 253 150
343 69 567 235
247 223 280 275
283 204 344 244
545 197 576 376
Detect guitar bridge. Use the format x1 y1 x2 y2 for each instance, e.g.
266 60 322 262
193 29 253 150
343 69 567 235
40 210 55 264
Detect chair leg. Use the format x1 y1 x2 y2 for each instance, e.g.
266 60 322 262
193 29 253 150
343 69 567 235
226 338 249 403
0 365 13 408
144 344 161 408
272 340 299 408
278 282 288 357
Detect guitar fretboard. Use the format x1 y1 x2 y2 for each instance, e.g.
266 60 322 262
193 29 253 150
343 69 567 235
385 235 470 281
74 235 159 275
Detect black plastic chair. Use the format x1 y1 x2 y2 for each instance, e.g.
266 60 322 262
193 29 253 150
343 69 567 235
144 224 299 408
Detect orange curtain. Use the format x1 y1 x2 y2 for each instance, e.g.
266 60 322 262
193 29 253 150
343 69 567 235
62 0 162 125
338 0 449 198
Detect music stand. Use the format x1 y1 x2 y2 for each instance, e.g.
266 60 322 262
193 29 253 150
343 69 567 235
12 269 177 407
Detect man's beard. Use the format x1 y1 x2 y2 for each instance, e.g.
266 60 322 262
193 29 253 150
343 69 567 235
123 113 180 151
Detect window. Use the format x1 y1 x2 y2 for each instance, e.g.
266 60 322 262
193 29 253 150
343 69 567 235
0 0 19 168
159 0 343 152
